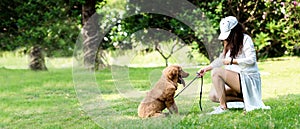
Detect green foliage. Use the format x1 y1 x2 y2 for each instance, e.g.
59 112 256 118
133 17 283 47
96 1 212 61
254 32 271 51
1 0 299 59
191 0 300 58
0 0 83 57
254 0 300 57
98 0 300 61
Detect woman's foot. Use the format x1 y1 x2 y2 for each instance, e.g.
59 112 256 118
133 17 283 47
208 106 228 115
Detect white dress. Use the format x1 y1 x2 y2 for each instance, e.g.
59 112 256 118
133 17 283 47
211 34 270 111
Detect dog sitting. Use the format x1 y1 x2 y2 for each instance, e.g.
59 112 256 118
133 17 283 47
138 65 189 118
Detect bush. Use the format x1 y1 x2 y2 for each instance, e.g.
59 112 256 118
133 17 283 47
0 0 83 57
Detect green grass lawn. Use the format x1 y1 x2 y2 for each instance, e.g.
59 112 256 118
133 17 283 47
0 57 299 128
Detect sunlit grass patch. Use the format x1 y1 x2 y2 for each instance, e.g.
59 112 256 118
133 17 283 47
259 57 300 98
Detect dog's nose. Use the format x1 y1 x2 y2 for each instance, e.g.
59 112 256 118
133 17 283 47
185 72 189 77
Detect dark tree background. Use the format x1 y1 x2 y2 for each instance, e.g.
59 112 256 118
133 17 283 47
1 0 299 69
0 0 84 57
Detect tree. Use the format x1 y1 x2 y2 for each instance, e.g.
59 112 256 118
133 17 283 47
99 0 299 64
0 0 84 70
29 46 47 71
155 40 186 67
2 0 298 70
0 0 82 57
97 0 214 67
81 0 98 70
188 0 300 58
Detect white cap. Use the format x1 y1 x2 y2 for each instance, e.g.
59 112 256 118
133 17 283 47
218 16 238 40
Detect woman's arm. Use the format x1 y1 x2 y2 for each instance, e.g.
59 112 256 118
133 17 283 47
197 65 213 77
223 57 238 65
236 35 257 66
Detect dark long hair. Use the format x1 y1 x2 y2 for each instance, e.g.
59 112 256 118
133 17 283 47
224 23 245 58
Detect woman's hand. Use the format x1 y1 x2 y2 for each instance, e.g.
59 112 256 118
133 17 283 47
223 58 231 65
197 68 206 78
197 65 213 77
197 66 210 77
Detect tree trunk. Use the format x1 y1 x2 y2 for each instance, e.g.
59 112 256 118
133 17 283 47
82 0 96 25
165 59 168 67
29 46 47 71
95 49 110 70
82 0 99 70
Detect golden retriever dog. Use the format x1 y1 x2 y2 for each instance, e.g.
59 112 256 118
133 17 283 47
138 65 189 118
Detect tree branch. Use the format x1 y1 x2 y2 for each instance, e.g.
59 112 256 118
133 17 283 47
155 42 167 60
228 0 237 16
243 0 259 24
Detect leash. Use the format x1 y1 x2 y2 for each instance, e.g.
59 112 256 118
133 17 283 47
174 73 204 111
199 76 203 111
174 75 199 98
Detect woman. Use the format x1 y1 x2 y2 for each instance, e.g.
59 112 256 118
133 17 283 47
198 16 270 114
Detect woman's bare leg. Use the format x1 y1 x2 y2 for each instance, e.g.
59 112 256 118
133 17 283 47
226 96 243 102
209 87 243 102
211 68 226 108
211 68 241 109
225 86 243 102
